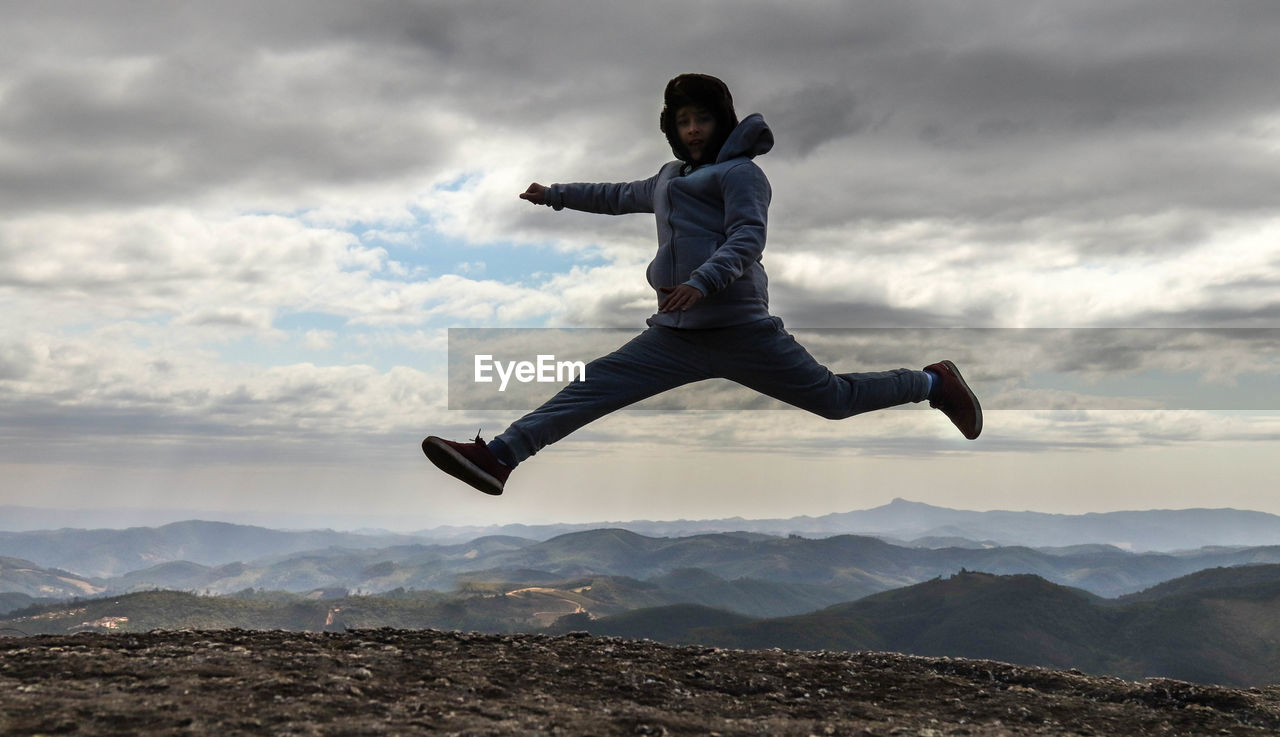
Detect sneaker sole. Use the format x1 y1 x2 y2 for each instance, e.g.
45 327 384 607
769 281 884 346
421 436 505 496
939 360 982 440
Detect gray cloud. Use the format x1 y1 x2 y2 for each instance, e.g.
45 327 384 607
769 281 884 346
760 84 867 157
0 342 36 381
0 3 463 213
1115 303 1280 329
3 0 1278 225
769 289 997 329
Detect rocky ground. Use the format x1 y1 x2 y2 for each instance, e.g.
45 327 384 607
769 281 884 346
3 629 1280 736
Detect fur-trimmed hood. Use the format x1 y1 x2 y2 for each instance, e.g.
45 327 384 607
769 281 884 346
659 74 739 165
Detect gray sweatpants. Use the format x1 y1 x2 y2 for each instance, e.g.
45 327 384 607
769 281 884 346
494 316 931 465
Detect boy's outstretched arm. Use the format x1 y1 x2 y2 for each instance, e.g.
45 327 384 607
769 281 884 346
517 172 664 215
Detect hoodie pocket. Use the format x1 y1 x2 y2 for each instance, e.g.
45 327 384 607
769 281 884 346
674 236 718 282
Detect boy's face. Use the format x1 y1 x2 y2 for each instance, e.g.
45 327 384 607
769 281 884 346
675 105 716 163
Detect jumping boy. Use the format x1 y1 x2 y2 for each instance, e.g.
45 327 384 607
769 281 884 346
423 74 981 496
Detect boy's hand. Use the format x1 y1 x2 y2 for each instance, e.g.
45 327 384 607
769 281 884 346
519 182 547 205
658 285 704 312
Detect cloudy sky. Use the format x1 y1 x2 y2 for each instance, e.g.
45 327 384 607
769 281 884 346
1 1 1278 531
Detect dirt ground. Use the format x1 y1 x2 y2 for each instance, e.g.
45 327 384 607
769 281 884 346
3 628 1280 736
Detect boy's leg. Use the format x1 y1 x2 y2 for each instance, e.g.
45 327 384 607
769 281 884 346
714 318 931 419
493 326 713 464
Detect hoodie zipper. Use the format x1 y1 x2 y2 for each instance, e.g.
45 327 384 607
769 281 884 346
666 172 681 326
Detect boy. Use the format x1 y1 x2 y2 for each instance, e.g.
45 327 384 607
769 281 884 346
424 74 980 496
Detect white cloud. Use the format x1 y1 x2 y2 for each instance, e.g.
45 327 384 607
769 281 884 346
304 329 336 351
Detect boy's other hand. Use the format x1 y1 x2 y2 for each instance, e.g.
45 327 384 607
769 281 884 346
519 183 547 205
658 285 704 312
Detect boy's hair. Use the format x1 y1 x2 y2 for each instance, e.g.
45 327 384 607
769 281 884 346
660 74 739 165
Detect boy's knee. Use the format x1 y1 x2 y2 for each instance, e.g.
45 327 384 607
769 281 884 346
816 407 850 421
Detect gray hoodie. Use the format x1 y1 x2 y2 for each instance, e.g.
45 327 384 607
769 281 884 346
544 113 775 328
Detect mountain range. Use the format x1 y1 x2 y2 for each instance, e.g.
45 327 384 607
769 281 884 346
0 519 423 578
9 501 1280 690
553 564 1280 687
9 498 1280 553
10 524 1280 612
415 498 1280 550
10 564 1280 687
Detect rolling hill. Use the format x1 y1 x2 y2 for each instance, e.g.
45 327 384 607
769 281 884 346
415 498 1280 551
0 520 433 578
0 556 104 598
9 498 1280 579
571 565 1280 686
10 563 1280 686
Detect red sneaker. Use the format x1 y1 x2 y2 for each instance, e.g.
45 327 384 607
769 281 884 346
421 434 511 495
924 360 982 440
